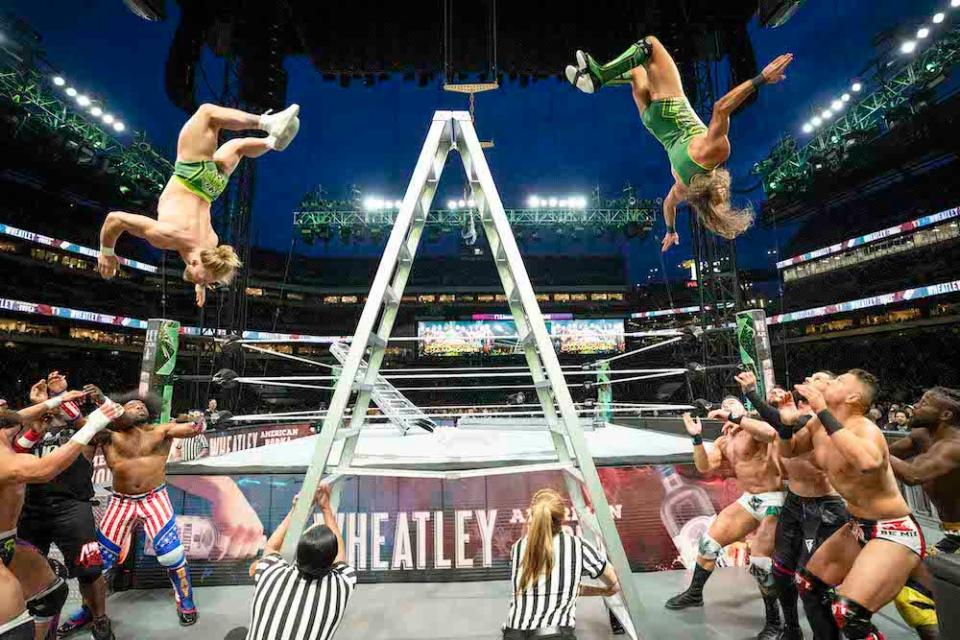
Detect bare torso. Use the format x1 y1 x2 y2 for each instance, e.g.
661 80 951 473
0 437 26 532
782 451 836 498
100 424 173 495
720 427 783 494
919 433 960 522
809 417 909 520
156 177 219 257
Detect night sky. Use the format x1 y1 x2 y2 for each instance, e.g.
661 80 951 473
5 1 934 286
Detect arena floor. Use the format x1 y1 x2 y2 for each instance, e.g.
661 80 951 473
102 567 916 640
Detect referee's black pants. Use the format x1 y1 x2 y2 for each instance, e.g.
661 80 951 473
503 627 576 640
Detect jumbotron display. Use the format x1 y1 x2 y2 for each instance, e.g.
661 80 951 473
417 319 625 357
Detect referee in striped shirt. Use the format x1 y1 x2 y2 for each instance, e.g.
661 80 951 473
176 433 209 462
243 484 355 640
504 489 621 639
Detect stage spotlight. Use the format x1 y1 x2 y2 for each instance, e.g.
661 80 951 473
831 99 843 110
548 197 558 207
528 195 540 208
821 109 832 119
539 198 548 207
952 0 960 8
90 106 102 117
458 199 466 208
393 200 402 209
558 199 568 207
76 95 91 107
102 113 114 124
934 12 945 23
363 197 377 211
841 93 850 102
52 76 65 86
66 87 77 97
447 200 457 209
575 196 587 208
852 81 862 92
900 41 917 54
467 198 476 208
917 27 930 39
802 123 813 134
113 122 125 132
811 116 822 126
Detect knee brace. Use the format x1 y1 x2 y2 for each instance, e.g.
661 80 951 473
153 519 186 569
893 579 938 630
698 533 723 561
749 556 778 596
96 530 121 574
832 595 885 640
27 579 68 623
797 567 836 605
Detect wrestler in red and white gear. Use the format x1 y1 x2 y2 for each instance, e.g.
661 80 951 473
780 370 921 640
0 393 122 640
82 395 205 626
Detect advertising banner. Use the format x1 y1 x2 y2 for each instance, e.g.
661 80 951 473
130 464 743 589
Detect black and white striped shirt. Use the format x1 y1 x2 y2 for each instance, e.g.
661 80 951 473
177 434 209 462
247 553 356 640
506 532 607 630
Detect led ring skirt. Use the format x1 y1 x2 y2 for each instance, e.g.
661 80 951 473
118 113 774 640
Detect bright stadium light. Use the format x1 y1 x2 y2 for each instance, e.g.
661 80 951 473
113 122 125 132
900 40 917 54
538 198 548 207
458 199 466 208
952 0 960 8
90 106 102 117
467 198 476 208
574 196 587 208
363 197 377 211
821 109 832 119
102 113 114 124
831 99 843 110
52 76 65 86
811 116 823 127
802 123 814 134
852 81 863 92
841 93 851 102
934 12 945 23
917 27 930 39
447 200 456 209
76 94 91 107
548 197 558 207
528 195 540 208
558 199 568 207
66 87 77 97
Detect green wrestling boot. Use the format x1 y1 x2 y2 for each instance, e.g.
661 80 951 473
566 39 653 93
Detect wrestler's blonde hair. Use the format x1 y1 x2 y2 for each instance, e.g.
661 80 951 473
518 489 565 594
200 245 242 284
687 168 754 239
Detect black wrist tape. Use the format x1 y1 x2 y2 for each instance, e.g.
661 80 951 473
817 409 844 435
750 74 767 91
692 434 703 446
666 225 676 234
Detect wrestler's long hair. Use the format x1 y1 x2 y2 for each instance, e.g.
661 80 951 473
687 168 754 239
518 489 565 594
200 245 242 285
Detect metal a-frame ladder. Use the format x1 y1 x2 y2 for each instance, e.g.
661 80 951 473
281 111 648 639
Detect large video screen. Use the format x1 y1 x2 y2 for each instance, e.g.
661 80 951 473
417 319 624 357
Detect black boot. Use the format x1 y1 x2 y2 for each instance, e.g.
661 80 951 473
756 594 783 640
91 616 115 640
778 627 804 640
608 609 626 635
665 565 711 610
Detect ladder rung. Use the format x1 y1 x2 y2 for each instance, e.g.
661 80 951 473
355 383 374 393
367 333 387 349
534 380 552 391
383 285 400 307
398 244 413 264
494 245 507 263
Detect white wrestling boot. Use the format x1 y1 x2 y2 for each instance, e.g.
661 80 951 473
564 51 598 94
260 104 300 151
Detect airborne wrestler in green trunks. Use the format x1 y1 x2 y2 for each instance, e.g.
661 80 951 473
566 38 792 252
97 103 301 306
